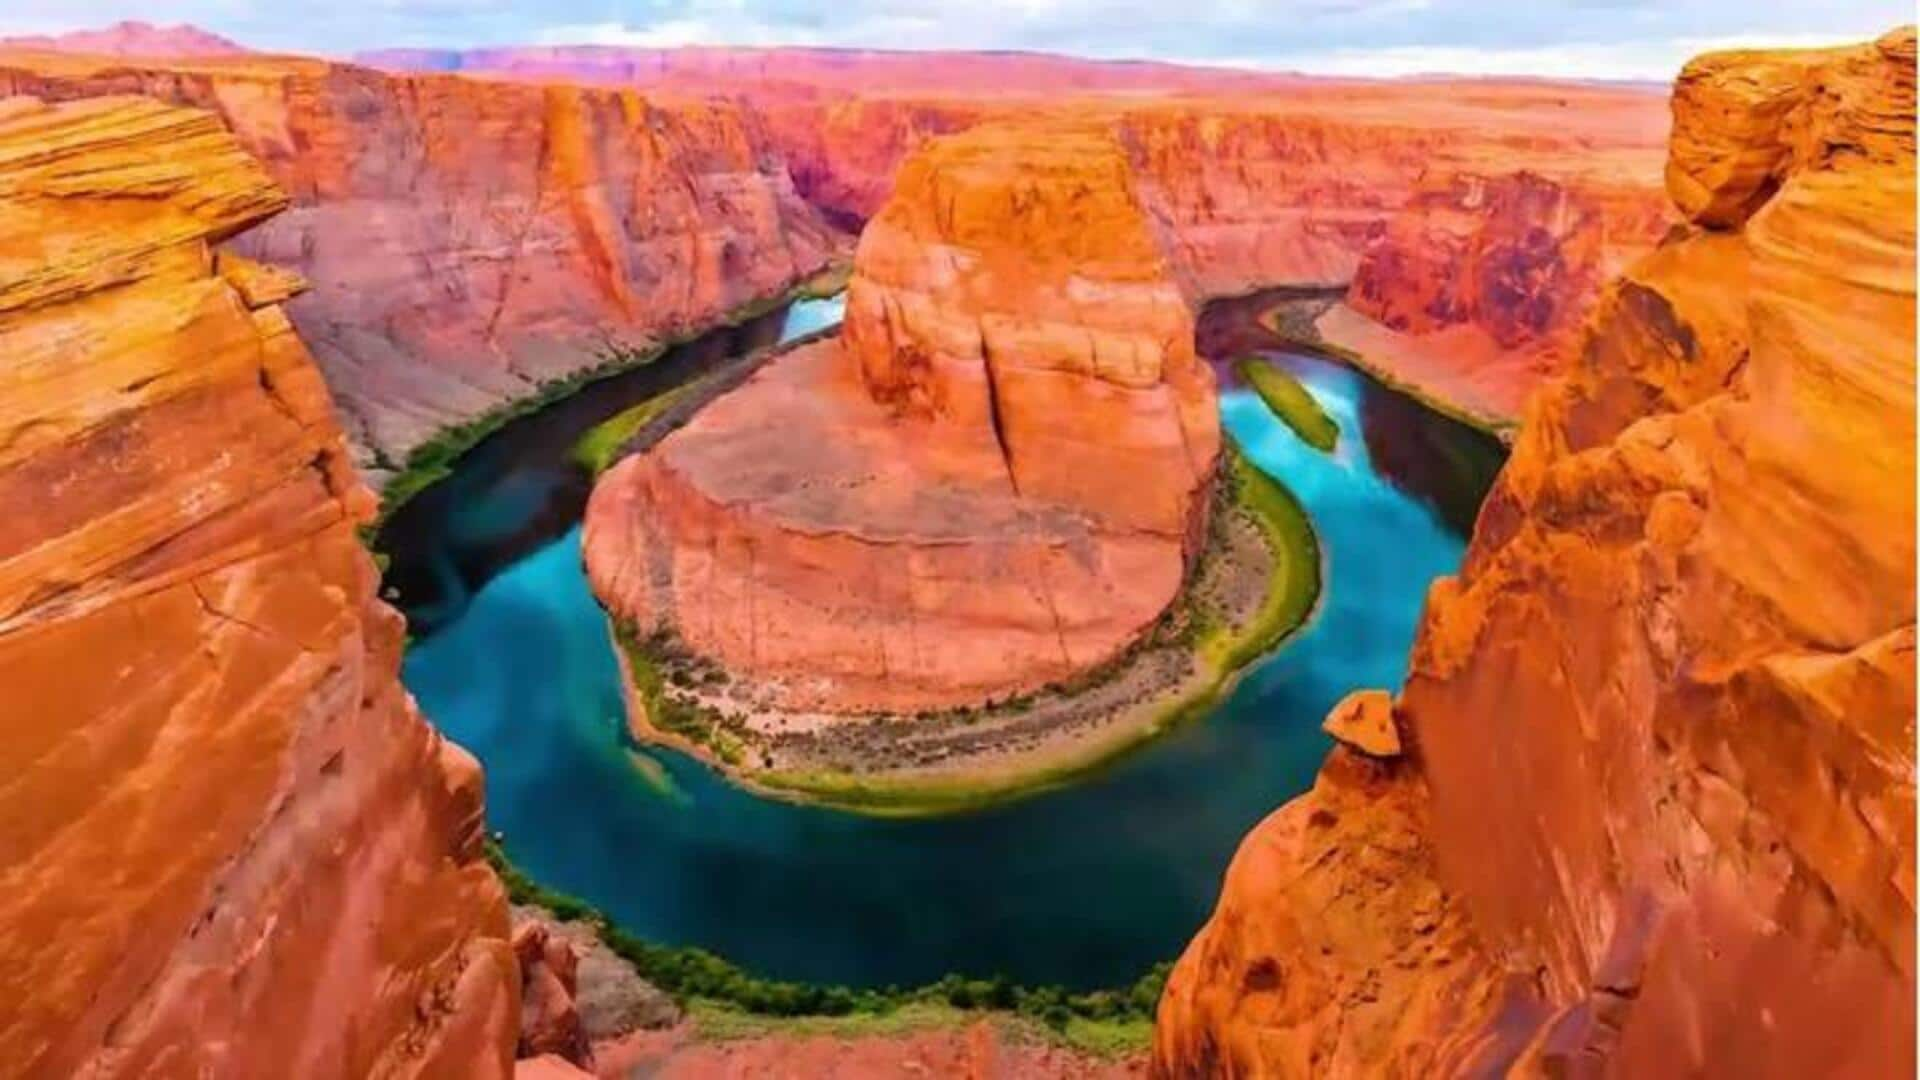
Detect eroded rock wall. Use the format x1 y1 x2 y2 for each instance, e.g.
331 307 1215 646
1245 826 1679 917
0 95 516 1079
1156 28 1916 1078
0 53 845 477
585 123 1219 713
843 123 1218 537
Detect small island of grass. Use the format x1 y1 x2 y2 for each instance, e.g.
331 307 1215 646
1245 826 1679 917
1237 356 1340 452
572 381 700 474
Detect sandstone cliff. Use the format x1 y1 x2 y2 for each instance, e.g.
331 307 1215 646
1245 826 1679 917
585 123 1218 713
1155 28 1916 1077
0 95 516 1077
1324 167 1671 425
0 52 845 479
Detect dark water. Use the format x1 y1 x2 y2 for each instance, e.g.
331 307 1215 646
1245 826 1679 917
390 297 1503 991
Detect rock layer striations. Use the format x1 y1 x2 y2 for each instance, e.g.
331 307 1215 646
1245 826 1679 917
1155 29 1917 1077
585 123 1219 713
0 96 517 1078
0 52 845 478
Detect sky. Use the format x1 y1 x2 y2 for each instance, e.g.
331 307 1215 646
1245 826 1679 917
0 0 1910 80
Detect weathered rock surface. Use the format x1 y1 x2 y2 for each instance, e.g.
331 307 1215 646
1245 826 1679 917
1338 169 1670 422
0 95 516 1077
0 51 845 478
1156 28 1916 1077
1321 689 1401 758
586 123 1218 713
272 43 1675 431
513 922 594 1069
778 90 1668 423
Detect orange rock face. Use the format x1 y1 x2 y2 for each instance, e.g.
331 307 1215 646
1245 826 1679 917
1339 169 1669 419
761 88 1672 418
844 123 1217 535
0 52 845 477
585 123 1218 712
1156 28 1916 1078
0 96 516 1078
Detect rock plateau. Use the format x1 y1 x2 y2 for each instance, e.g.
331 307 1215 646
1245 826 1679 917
1155 28 1917 1078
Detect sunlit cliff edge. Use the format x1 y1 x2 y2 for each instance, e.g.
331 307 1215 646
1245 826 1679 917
0 96 518 1077
1155 27 1916 1078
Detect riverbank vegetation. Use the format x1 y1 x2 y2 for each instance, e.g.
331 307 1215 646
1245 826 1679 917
486 841 1165 1056
610 438 1322 817
369 264 848 530
1237 356 1339 451
570 381 699 474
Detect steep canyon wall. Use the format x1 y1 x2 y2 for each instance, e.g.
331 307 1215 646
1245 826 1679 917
0 95 517 1078
0 51 845 478
367 45 1673 415
1155 28 1917 1078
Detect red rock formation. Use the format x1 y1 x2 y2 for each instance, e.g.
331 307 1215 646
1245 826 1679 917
514 922 594 1069
1156 28 1916 1077
1329 168 1670 423
340 45 1679 423
0 52 845 477
0 95 517 1077
0 20 249 58
585 123 1218 712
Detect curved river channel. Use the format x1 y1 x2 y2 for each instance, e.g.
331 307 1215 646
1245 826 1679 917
381 293 1505 991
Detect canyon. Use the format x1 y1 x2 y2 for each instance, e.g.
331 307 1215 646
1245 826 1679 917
0 17 1911 1080
1155 27 1917 1077
367 46 1675 421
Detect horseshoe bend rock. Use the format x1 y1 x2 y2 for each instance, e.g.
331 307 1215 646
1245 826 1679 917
585 123 1219 713
1156 28 1916 1078
0 96 516 1077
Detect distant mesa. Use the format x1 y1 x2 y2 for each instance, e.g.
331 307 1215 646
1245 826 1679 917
0 20 249 58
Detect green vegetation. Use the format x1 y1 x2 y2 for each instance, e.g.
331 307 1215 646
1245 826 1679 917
1237 356 1340 452
570 381 698 474
369 264 850 532
618 624 750 767
485 841 1164 1056
1198 446 1321 677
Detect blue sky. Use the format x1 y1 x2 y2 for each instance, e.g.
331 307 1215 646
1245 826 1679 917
1 1 1909 79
